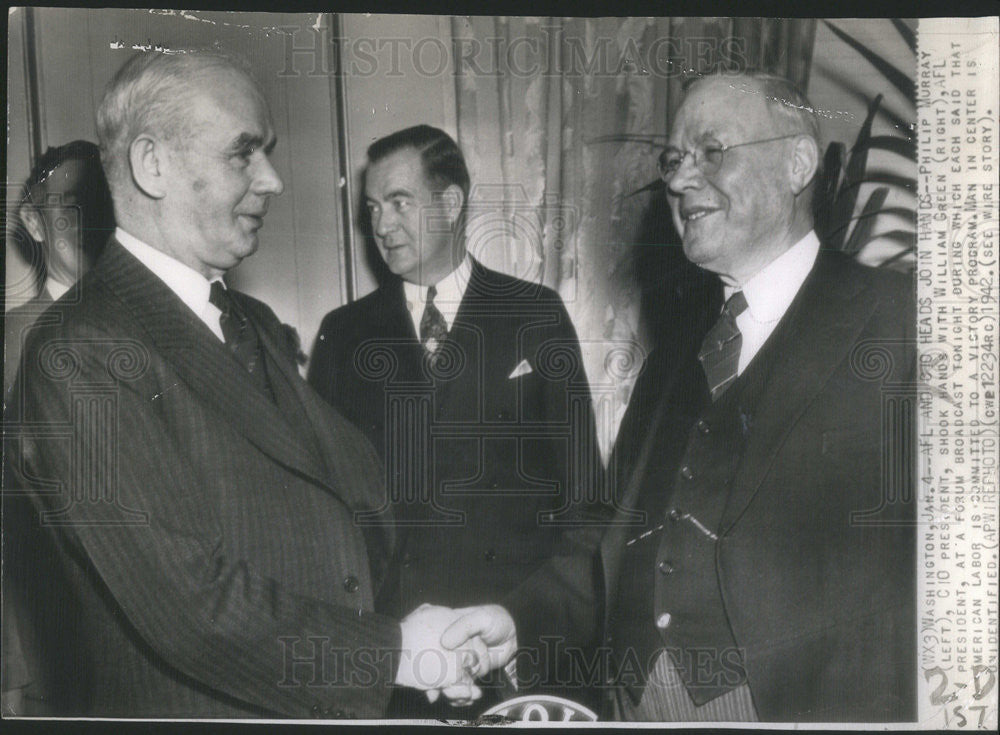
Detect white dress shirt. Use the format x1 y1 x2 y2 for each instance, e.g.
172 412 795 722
726 230 820 375
115 227 226 342
43 277 71 302
402 255 473 338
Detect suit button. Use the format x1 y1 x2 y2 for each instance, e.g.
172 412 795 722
343 575 360 593
680 465 694 480
656 612 672 629
657 560 674 575
334 709 346 718
484 549 496 562
311 704 322 718
696 419 710 434
401 553 412 568
667 508 682 523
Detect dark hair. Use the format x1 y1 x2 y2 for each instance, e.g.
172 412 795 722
24 140 103 194
16 139 114 288
366 125 470 206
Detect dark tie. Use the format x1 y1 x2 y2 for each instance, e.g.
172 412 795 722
698 290 748 401
209 281 268 393
419 284 448 353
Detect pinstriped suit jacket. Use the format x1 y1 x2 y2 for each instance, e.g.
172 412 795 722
4 240 400 718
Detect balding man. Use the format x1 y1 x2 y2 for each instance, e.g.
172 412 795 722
3 50 491 718
450 73 916 722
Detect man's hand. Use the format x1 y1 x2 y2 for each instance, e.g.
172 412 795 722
441 604 518 676
396 604 488 693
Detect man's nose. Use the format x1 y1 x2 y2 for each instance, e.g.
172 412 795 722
666 151 704 196
373 207 396 238
253 155 284 196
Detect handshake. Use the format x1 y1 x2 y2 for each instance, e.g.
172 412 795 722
395 603 517 706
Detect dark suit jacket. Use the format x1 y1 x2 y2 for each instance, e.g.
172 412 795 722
308 260 599 617
3 291 56 700
4 291 55 394
4 240 400 718
511 251 916 721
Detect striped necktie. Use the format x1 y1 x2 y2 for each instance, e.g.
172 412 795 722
698 291 748 401
209 281 269 394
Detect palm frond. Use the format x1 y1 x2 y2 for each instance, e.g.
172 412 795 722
858 135 917 160
844 187 889 255
823 20 916 102
828 95 882 250
891 19 917 56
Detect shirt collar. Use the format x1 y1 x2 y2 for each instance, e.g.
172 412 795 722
43 277 71 301
724 230 820 324
115 226 220 318
402 255 473 330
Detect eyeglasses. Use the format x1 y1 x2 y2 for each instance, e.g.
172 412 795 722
657 133 800 183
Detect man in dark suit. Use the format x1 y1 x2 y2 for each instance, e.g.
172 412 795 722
3 139 114 715
448 73 916 722
3 51 494 718
307 125 599 714
4 140 113 393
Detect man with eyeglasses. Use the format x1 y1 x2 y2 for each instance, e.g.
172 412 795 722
446 72 916 722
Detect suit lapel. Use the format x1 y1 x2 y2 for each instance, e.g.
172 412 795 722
599 270 722 619
96 241 332 492
256 321 389 525
600 347 707 618
719 253 877 533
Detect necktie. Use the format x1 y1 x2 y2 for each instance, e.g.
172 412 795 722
209 281 268 392
419 284 448 353
698 291 748 401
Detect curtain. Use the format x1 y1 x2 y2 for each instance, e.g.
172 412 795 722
451 16 816 459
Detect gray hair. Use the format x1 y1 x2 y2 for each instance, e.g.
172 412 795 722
684 72 822 148
96 50 255 190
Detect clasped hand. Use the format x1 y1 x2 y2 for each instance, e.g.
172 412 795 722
396 603 517 706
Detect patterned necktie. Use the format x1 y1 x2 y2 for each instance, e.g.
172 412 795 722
209 281 267 391
419 284 448 353
698 290 748 401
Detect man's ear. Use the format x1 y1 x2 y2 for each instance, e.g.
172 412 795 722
20 205 45 242
789 135 820 195
440 184 465 227
128 134 168 199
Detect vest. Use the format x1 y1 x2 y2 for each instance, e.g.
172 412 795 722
609 295 798 707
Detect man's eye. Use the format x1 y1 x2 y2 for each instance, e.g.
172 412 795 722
393 199 411 212
658 149 682 174
702 146 725 165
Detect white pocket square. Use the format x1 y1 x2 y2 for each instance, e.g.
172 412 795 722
508 359 533 379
